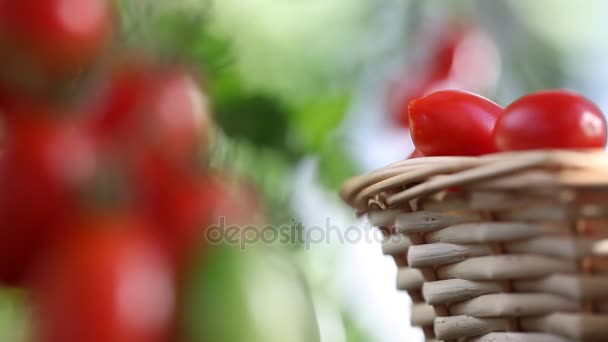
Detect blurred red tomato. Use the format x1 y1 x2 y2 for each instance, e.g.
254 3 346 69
131 154 213 263
87 61 211 165
29 218 176 342
408 90 502 156
86 60 156 144
149 70 211 160
0 0 113 88
494 90 607 151
424 26 463 81
386 76 436 128
0 117 96 284
387 23 500 128
131 153 262 265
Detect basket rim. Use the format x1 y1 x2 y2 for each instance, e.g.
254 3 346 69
340 149 608 213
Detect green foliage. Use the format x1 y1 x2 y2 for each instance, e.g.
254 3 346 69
317 139 358 191
206 0 375 100
213 93 292 152
183 245 320 342
182 245 256 342
342 312 372 342
210 132 296 226
0 289 29 342
291 96 350 153
116 0 359 190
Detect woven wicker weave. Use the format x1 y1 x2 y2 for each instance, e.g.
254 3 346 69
373 210 436 340
341 150 608 342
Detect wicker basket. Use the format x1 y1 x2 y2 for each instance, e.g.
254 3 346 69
375 213 436 340
341 150 608 342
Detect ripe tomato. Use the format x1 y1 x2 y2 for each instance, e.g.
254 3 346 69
131 153 262 266
407 149 424 159
408 90 502 156
0 0 114 88
149 69 211 160
131 153 213 263
493 90 607 151
87 61 211 165
29 219 176 342
86 60 155 144
0 117 96 284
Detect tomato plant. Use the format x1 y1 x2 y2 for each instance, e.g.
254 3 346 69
130 153 215 264
29 218 176 342
493 90 607 151
0 117 95 284
149 69 211 161
87 62 210 165
86 59 156 144
0 1 267 339
0 0 113 88
131 153 226 264
408 90 502 156
131 153 261 266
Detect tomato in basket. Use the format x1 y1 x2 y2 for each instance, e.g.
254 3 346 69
408 90 502 156
407 149 424 159
493 90 607 151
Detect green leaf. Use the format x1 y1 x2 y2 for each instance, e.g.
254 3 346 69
0 289 29 342
213 93 291 151
182 245 320 342
342 311 372 342
317 138 358 191
290 95 350 152
182 245 257 342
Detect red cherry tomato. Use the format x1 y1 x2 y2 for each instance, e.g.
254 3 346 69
131 153 262 266
150 70 211 158
493 90 607 151
407 149 424 159
0 117 96 284
131 154 215 264
0 0 113 87
87 62 211 165
86 60 156 143
408 90 502 156
29 219 176 342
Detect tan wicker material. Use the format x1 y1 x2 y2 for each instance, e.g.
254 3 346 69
341 150 608 341
372 210 437 340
